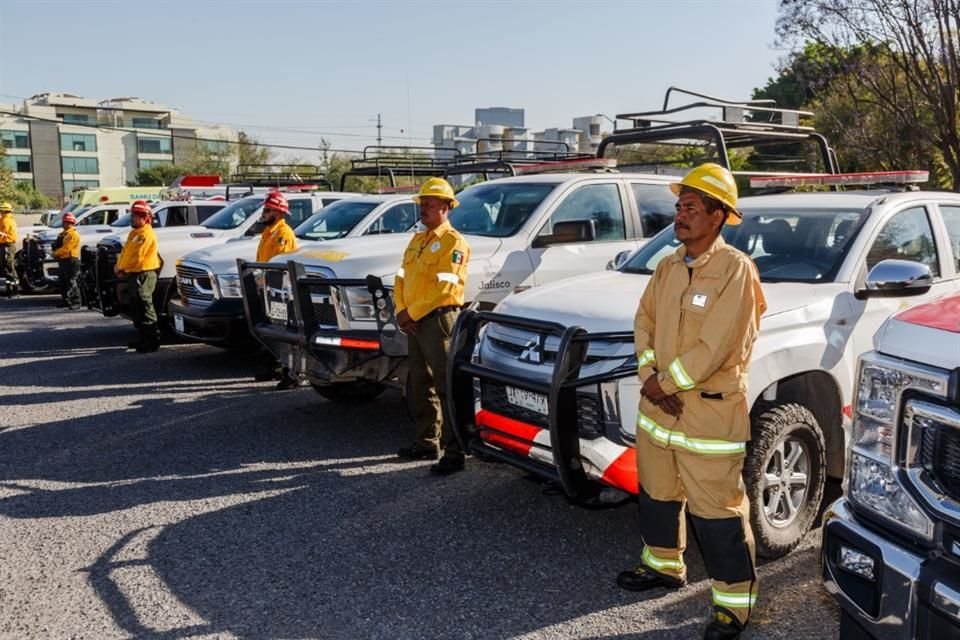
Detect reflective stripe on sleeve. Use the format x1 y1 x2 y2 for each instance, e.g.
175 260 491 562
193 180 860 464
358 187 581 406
712 587 757 609
637 349 656 367
396 267 405 278
642 546 684 572
668 357 696 390
636 412 746 455
436 272 459 284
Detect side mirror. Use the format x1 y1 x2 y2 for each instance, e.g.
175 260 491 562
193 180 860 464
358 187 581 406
607 249 632 271
857 259 933 299
532 219 596 248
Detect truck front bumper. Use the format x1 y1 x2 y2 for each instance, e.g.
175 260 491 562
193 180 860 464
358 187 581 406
822 497 960 639
168 297 250 346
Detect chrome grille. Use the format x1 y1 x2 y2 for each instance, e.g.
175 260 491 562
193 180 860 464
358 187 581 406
176 263 214 304
920 422 960 502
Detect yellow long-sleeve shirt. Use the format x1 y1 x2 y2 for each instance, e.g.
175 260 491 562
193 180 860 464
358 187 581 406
0 213 17 244
117 225 160 273
256 218 298 263
633 235 766 452
394 220 470 321
52 226 80 259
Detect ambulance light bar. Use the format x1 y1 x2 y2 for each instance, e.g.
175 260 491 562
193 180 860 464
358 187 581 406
750 170 929 189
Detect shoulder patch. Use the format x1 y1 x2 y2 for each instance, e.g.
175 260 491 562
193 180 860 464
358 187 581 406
452 249 465 265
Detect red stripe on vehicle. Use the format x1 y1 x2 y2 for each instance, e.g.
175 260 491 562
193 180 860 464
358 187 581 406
896 296 960 333
600 447 639 495
842 405 852 419
475 409 543 457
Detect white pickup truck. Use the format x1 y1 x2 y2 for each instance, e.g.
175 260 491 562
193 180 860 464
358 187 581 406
240 171 681 402
87 190 354 323
169 195 417 347
822 289 960 639
447 175 960 558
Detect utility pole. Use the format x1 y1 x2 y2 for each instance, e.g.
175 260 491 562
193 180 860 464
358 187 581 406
376 113 382 146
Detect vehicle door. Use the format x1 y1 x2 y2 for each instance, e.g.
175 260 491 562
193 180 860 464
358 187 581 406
849 204 958 358
628 182 680 242
529 181 637 285
78 207 122 234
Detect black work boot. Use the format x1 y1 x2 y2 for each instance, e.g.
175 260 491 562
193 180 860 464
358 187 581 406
396 444 440 461
429 456 465 476
616 567 685 592
136 325 160 353
127 326 145 350
703 609 745 640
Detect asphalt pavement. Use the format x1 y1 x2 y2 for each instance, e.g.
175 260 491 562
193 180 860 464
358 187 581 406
0 294 840 639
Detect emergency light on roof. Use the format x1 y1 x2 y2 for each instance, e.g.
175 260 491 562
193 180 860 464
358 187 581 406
750 170 929 189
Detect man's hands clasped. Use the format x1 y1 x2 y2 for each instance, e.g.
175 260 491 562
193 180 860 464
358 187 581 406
397 309 417 335
641 374 683 417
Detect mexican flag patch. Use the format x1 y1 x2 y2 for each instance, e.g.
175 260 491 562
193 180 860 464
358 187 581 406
451 250 465 265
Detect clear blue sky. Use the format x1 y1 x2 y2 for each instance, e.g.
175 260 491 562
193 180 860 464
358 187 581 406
0 0 788 159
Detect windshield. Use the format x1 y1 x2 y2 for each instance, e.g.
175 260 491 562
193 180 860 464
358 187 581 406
294 200 379 240
621 207 868 283
201 195 266 230
448 182 558 238
112 212 132 227
51 205 87 228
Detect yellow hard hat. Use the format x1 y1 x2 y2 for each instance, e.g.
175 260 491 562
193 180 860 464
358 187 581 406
670 163 741 226
0 202 12 213
413 177 459 208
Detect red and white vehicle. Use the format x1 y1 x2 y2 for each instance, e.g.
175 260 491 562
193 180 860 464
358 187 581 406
822 291 960 638
449 171 960 558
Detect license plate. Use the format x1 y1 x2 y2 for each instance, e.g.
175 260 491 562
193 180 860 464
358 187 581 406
506 386 548 415
268 301 288 321
174 314 184 333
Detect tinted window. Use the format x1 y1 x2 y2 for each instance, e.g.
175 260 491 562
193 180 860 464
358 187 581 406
940 205 960 271
80 209 114 225
365 203 417 235
288 199 316 226
538 183 626 241
622 207 867 283
202 196 266 230
449 182 558 238
296 200 380 240
631 183 677 237
867 207 939 277
196 205 224 223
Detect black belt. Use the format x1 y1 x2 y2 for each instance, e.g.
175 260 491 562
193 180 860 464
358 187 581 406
420 305 460 321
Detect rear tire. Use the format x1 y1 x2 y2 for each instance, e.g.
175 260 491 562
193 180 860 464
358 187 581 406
311 380 386 403
744 402 826 559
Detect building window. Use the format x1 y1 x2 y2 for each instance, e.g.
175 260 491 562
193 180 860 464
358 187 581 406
62 156 99 174
60 133 98 152
137 136 172 154
62 113 92 125
64 179 100 193
138 159 172 170
4 155 31 172
131 117 162 130
0 130 29 149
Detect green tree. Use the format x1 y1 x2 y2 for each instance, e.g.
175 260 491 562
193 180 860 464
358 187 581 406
237 131 273 169
0 145 16 205
133 163 182 187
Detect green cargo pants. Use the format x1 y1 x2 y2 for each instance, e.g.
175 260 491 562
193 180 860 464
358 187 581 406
0 243 15 283
58 258 81 307
128 270 158 326
407 308 463 461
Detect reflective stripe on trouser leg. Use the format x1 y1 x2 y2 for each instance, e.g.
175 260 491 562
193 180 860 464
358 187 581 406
678 450 757 625
635 431 686 580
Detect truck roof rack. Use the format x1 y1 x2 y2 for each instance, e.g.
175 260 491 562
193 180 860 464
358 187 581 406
338 146 458 191
226 164 333 199
597 86 839 183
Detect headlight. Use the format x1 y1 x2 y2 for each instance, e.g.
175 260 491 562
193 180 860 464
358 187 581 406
344 286 375 321
856 363 901 424
216 274 242 299
848 451 933 540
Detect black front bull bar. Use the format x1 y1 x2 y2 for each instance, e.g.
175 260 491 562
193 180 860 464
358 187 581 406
448 309 637 504
238 259 408 379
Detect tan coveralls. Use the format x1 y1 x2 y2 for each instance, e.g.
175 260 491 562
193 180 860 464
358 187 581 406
633 235 766 625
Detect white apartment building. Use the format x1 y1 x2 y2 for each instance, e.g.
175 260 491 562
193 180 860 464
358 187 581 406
0 93 237 202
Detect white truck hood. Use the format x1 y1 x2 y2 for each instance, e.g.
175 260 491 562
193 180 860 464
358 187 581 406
179 238 262 274
874 294 960 371
279 233 502 282
495 271 825 333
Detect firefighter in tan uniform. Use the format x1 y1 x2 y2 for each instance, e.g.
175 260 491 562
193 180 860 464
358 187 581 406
395 178 471 475
617 164 766 640
52 212 82 309
115 200 161 353
0 202 19 297
253 191 301 389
